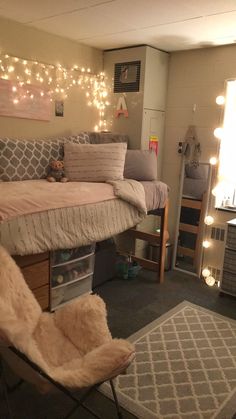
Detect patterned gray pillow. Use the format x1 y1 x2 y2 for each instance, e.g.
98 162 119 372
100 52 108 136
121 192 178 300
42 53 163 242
0 138 64 181
66 132 90 144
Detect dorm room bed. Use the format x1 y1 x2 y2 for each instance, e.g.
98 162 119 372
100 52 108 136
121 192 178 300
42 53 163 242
0 179 168 308
0 133 169 310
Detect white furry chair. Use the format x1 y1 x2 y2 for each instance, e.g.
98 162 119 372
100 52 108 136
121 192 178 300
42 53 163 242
0 245 135 418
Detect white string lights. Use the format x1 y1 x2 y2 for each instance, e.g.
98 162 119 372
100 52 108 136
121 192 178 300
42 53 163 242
0 52 109 130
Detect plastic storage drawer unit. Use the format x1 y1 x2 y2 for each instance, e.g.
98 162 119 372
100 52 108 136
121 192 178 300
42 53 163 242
50 245 95 311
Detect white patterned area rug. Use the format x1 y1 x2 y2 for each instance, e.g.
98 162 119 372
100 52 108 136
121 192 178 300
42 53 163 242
100 301 236 419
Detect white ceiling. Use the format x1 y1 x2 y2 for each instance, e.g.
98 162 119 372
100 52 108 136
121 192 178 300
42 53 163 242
1 0 236 52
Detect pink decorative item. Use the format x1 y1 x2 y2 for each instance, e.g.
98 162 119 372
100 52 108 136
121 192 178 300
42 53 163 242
115 96 128 118
149 135 158 156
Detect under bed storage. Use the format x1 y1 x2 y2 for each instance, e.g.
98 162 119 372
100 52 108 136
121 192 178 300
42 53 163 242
13 245 95 311
13 252 50 311
50 245 95 311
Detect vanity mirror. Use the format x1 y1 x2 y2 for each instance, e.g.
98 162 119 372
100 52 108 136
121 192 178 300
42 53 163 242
172 161 212 276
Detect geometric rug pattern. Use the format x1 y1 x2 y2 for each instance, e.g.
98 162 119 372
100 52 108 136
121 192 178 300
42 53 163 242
101 301 236 419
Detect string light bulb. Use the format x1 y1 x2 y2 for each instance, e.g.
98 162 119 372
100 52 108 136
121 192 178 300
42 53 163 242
204 215 214 225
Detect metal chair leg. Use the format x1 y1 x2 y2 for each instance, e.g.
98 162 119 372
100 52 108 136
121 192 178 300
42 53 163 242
62 385 102 419
109 380 123 419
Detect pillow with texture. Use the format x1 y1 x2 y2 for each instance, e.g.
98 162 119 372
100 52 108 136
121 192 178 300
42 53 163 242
124 149 157 181
0 138 64 181
64 142 127 182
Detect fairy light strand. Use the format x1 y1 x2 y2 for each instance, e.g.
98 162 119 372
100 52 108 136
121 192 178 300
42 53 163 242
0 52 109 131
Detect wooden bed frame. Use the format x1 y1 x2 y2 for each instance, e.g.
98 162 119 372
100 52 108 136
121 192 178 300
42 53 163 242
13 200 169 311
128 200 169 283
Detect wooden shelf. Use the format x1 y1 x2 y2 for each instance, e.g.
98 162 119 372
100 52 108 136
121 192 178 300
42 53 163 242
181 198 202 209
177 194 207 270
131 255 159 271
13 254 50 311
127 200 169 283
177 246 195 258
128 228 161 245
179 223 198 234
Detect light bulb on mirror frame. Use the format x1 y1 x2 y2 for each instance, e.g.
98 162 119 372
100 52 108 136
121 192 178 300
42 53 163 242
204 215 214 225
213 127 223 139
215 95 225 105
205 276 215 286
202 268 211 278
203 240 211 248
209 157 217 165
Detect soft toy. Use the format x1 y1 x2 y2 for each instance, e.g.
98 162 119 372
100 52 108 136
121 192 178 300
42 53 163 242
47 160 68 182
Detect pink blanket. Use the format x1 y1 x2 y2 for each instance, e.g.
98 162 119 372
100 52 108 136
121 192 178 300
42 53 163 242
0 180 117 222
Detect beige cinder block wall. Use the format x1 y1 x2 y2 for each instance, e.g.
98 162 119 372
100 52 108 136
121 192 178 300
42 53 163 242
0 17 103 139
163 44 236 272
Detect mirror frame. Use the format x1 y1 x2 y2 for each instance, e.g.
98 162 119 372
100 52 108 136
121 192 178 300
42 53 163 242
172 160 213 277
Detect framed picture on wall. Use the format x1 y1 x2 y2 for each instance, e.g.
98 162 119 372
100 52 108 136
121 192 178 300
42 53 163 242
55 100 64 117
114 61 141 93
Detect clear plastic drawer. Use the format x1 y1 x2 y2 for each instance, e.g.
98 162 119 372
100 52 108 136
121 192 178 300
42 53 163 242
51 274 93 310
51 254 95 288
51 244 95 267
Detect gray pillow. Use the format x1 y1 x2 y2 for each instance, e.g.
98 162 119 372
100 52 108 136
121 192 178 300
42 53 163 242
87 131 129 145
64 132 90 144
124 150 157 181
64 142 127 182
0 138 64 181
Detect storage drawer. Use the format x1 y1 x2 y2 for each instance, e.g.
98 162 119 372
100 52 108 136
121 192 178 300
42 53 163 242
23 260 49 290
51 274 92 310
51 245 95 266
221 271 236 295
51 254 95 288
33 285 49 310
14 252 49 268
227 226 236 250
223 249 236 273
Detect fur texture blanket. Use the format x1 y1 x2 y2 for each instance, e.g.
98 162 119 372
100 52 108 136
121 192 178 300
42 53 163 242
0 246 135 388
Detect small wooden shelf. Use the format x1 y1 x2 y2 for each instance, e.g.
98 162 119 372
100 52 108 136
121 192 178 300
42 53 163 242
177 195 206 270
128 228 161 245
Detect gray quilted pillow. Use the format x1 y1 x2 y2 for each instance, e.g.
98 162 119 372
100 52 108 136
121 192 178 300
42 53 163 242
0 138 64 181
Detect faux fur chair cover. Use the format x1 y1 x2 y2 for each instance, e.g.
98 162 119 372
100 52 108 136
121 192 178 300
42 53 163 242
0 246 135 389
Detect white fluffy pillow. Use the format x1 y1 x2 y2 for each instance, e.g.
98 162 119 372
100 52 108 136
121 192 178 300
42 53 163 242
64 142 127 182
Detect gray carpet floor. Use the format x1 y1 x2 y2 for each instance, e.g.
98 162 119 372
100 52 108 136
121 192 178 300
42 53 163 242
1 269 236 419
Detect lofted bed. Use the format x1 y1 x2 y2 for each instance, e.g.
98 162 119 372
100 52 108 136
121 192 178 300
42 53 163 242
0 133 169 310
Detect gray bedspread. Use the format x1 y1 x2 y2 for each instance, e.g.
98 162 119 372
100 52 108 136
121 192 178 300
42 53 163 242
141 180 168 211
